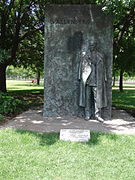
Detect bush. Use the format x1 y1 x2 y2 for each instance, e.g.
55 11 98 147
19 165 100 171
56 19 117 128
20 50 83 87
0 92 28 115
0 114 4 121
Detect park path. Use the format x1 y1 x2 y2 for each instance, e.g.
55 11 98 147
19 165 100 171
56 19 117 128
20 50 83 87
1 108 135 135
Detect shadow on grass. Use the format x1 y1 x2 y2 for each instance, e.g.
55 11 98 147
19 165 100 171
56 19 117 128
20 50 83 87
15 129 59 146
86 131 118 146
112 89 135 110
7 89 44 95
15 129 118 146
8 82 44 87
113 86 135 89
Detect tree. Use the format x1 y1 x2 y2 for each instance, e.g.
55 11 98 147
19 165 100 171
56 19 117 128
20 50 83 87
6 65 37 80
0 0 134 92
92 0 135 91
17 31 44 85
115 36 135 91
111 0 135 91
0 0 44 92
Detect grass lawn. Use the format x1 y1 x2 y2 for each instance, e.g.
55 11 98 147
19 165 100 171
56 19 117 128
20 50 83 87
3 80 135 117
6 80 135 108
0 80 44 125
7 80 44 109
6 80 135 109
112 89 135 109
7 80 44 92
0 81 134 179
112 83 135 116
0 129 135 180
1 80 134 117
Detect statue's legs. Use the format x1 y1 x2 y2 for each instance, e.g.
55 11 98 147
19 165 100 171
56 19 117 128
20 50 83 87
85 86 95 120
85 86 104 122
93 87 104 122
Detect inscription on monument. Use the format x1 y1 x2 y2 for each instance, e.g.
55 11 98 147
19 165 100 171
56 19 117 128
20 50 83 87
50 18 91 24
60 129 90 142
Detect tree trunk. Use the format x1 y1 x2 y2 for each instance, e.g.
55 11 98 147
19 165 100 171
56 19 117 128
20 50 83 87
119 69 123 92
0 64 7 92
36 71 40 85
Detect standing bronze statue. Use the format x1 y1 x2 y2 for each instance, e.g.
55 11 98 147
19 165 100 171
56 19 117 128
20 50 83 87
78 38 107 122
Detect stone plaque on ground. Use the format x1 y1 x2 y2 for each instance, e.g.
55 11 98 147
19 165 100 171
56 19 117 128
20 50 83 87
60 129 90 142
44 5 113 119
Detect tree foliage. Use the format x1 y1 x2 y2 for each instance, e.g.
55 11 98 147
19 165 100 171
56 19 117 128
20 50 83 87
111 0 135 90
0 0 44 91
0 0 135 92
17 31 44 74
6 65 38 80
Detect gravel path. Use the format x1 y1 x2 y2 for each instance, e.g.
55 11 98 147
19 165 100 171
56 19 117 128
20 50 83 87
1 108 135 135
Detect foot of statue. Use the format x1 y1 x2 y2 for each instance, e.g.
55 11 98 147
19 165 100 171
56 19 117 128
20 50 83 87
95 116 104 123
85 116 90 121
85 111 91 121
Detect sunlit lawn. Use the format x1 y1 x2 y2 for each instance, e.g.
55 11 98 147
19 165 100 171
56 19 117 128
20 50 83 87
7 80 44 92
112 83 135 109
0 81 134 179
113 83 135 90
6 80 135 110
6 80 44 109
0 129 135 180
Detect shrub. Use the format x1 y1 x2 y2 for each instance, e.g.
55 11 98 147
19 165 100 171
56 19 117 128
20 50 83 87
0 114 4 121
0 92 28 115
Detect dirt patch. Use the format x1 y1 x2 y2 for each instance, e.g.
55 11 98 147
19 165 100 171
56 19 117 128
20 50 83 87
0 114 15 126
125 109 135 118
113 106 135 118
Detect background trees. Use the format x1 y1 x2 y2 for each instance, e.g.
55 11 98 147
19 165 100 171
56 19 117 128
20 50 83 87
0 0 44 92
111 0 135 91
6 66 44 81
0 0 134 92
17 31 44 85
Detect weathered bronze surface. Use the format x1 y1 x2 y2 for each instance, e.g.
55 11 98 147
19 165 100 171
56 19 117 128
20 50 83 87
44 5 113 119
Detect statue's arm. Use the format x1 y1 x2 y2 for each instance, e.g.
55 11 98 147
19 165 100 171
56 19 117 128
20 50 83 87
97 52 107 82
78 58 82 80
104 67 107 82
78 52 86 80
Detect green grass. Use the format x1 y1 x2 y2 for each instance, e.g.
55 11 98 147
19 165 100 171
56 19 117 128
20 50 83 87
7 80 135 108
112 84 135 114
1 81 134 179
6 80 44 110
5 80 135 116
112 89 135 109
0 129 135 180
0 80 44 122
6 80 135 110
7 80 44 92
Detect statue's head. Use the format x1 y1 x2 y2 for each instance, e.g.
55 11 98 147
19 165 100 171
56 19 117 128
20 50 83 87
89 36 96 51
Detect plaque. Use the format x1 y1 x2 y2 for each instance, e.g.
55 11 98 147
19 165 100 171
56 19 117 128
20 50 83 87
60 129 90 142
